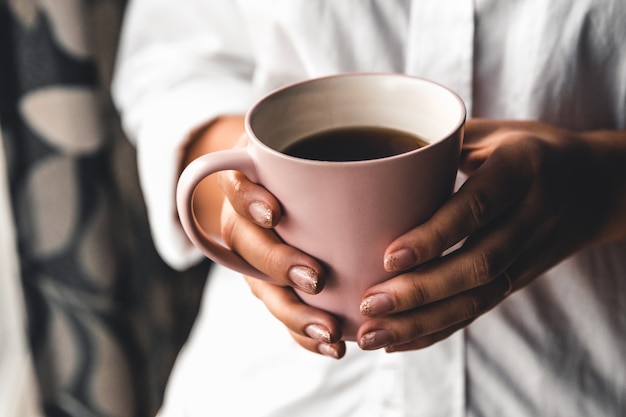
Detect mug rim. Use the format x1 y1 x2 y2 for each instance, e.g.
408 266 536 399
244 73 466 166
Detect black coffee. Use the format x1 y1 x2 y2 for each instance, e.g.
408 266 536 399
282 126 428 162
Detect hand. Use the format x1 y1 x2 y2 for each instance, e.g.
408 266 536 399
356 119 626 351
218 169 347 358
183 115 346 358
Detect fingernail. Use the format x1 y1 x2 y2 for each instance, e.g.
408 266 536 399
384 248 417 272
249 201 273 227
360 293 395 316
317 343 340 359
305 324 331 343
289 266 319 294
359 329 395 350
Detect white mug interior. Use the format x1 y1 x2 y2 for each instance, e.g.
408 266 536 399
247 73 466 154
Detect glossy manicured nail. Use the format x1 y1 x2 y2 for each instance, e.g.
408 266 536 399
384 248 417 272
359 329 395 350
249 201 273 227
305 324 331 343
360 293 395 316
317 343 340 359
289 266 319 294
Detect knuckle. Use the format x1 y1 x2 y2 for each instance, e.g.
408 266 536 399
220 212 238 248
513 134 557 178
429 224 448 256
230 176 246 198
261 246 280 276
470 250 499 287
467 190 496 226
464 294 489 319
222 171 248 197
409 316 425 337
523 134 553 161
409 277 430 306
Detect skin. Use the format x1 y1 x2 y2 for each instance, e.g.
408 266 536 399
182 115 626 359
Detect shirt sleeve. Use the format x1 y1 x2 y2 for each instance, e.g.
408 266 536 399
112 0 255 270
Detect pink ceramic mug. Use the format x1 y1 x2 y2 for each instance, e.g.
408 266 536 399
177 74 465 341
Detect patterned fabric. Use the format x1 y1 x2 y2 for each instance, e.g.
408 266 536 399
0 1 210 416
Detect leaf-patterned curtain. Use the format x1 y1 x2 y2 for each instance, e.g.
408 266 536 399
0 1 209 416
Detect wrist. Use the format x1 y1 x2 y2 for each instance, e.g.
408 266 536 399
580 129 626 245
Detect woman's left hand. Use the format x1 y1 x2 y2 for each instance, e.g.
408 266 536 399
356 118 626 351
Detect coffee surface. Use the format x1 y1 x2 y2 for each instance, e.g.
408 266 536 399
282 126 428 162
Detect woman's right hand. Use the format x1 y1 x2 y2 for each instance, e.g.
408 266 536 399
219 174 347 358
182 115 346 358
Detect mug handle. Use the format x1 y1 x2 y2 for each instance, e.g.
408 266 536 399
176 148 273 282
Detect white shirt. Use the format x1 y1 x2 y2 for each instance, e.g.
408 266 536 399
112 1 626 416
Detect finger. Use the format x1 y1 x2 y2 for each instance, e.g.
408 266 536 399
357 274 510 350
463 118 561 143
245 276 343 344
219 170 282 228
385 319 473 353
369 238 556 351
246 276 346 358
365 203 536 315
460 119 564 173
462 118 513 144
289 331 347 359
222 202 325 293
460 118 507 172
384 137 532 272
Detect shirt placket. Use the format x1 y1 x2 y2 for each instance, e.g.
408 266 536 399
405 0 475 116
402 1 475 417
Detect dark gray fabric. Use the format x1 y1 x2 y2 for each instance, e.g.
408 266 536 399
0 1 209 416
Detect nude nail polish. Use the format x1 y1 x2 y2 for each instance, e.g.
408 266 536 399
384 248 417 272
359 329 394 350
317 343 340 359
249 201 273 227
360 293 395 316
305 324 331 343
289 266 319 294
